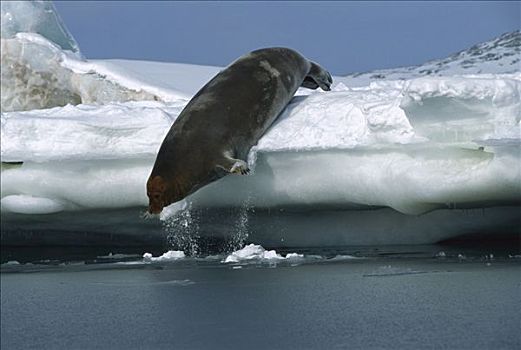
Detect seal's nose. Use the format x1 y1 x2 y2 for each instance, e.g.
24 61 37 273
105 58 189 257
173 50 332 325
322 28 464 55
147 195 163 214
147 189 165 214
148 204 162 215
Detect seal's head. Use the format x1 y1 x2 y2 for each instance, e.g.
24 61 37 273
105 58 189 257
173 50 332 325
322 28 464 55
146 174 194 214
146 175 170 214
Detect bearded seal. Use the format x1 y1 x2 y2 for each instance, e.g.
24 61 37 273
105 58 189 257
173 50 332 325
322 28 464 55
147 47 332 214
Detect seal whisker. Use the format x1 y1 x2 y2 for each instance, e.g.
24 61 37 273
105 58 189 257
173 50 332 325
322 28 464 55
140 210 159 220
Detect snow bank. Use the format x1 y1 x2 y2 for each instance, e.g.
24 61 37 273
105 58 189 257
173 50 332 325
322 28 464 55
1 101 183 162
0 3 518 246
2 72 519 216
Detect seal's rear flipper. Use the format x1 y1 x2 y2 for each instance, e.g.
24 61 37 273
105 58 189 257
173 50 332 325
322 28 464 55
302 62 333 91
216 154 250 175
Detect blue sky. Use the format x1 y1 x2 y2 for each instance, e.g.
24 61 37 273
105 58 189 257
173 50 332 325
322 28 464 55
54 1 519 75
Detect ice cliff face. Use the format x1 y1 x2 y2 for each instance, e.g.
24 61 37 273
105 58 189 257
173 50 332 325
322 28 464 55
0 1 186 112
0 2 519 246
1 0 81 54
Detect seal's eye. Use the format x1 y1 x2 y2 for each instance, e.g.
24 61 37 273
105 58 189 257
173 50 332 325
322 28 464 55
148 193 162 201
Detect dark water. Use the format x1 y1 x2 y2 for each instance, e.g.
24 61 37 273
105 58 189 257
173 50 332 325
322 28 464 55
2 243 520 350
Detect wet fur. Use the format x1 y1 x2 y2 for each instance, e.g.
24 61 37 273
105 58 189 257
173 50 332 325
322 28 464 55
147 47 332 213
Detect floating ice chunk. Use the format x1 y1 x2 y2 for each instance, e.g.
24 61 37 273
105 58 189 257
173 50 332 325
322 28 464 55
436 251 447 258
1 194 64 214
224 244 282 263
2 261 21 266
364 265 427 277
329 255 362 261
285 252 305 260
223 244 303 263
262 249 282 260
143 250 186 262
97 253 141 259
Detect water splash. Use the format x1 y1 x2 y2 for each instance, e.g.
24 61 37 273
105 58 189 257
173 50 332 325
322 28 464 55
247 147 258 174
164 202 200 256
224 196 252 252
162 195 255 255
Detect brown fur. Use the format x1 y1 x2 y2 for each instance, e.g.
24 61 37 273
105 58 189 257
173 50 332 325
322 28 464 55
146 174 194 214
146 47 332 214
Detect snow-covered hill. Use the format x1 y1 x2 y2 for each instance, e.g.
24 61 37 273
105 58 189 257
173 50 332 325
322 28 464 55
338 30 520 87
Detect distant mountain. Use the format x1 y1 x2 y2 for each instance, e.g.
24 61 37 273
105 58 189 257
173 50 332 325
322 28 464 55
341 31 520 86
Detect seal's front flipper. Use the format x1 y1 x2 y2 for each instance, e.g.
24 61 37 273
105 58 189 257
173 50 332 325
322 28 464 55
230 160 250 175
302 62 333 91
216 155 250 175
